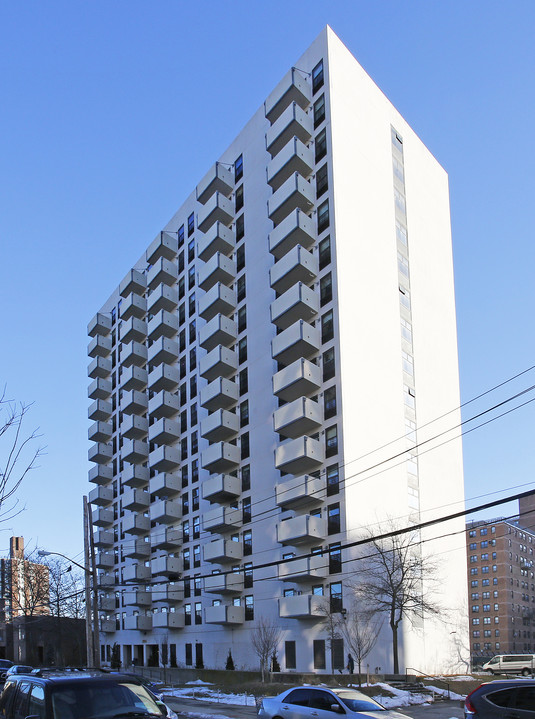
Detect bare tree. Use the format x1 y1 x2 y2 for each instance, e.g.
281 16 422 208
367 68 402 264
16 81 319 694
340 597 382 685
0 393 44 520
355 521 441 673
43 556 85 619
251 616 282 682
10 554 50 617
314 598 344 672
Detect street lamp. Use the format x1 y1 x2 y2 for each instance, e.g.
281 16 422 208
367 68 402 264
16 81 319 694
37 548 100 668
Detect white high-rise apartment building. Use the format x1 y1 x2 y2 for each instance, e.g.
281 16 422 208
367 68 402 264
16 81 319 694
87 27 467 673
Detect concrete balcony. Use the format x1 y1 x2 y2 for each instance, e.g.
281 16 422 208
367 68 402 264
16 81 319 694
123 539 151 560
278 554 327 582
204 572 244 595
88 312 112 338
266 101 313 157
124 590 152 607
148 310 178 341
198 192 234 233
121 465 149 489
120 366 148 392
100 620 117 633
150 500 181 524
272 357 322 402
146 231 178 265
202 473 241 504
95 552 115 570
273 397 322 439
198 252 236 291
276 514 327 546
148 365 180 393
120 341 147 369
124 614 152 631
120 293 147 321
275 473 325 510
122 439 149 465
151 585 183 604
149 473 180 500
265 67 311 124
278 593 324 619
203 538 243 564
89 465 113 486
123 488 150 512
275 435 324 474
123 564 151 583
201 441 240 474
88 442 112 465
267 137 314 191
88 356 112 379
88 421 112 443
198 222 235 262
94 529 114 547
148 418 180 445
147 257 178 290
97 574 115 588
88 378 112 400
199 346 238 382
149 446 181 473
92 507 114 527
150 527 181 551
203 506 242 533
270 282 319 330
199 315 237 352
147 338 179 366
120 269 146 298
120 415 148 441
272 320 320 365
205 604 245 625
88 335 112 358
200 409 239 442
89 485 113 507
198 283 236 321
120 317 147 344
99 596 117 612
147 285 178 314
200 377 238 412
88 399 113 422
123 513 150 536
196 162 234 205
269 244 318 294
152 612 185 629
268 174 315 227
148 390 179 419
151 556 182 578
269 208 316 259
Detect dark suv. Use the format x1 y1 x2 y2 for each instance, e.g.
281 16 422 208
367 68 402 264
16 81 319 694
0 670 167 719
465 679 535 718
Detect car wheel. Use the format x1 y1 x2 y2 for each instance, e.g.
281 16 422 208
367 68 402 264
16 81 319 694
521 668 531 676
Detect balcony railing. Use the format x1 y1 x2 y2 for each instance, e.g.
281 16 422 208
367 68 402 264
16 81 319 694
267 173 314 226
198 252 236 292
198 222 235 263
200 409 239 442
268 208 315 259
274 435 324 474
271 320 320 365
205 604 245 625
88 399 113 422
88 357 112 380
204 572 244 595
275 473 325 510
88 312 112 338
120 269 146 298
273 397 322 439
148 365 180 393
147 258 178 290
267 137 314 191
270 282 319 329
119 317 147 344
120 366 148 392
198 192 234 233
276 514 327 545
147 310 179 341
278 593 324 619
200 377 239 412
201 441 240 474
269 244 318 294
147 285 178 315
201 473 241 504
266 101 313 157
203 538 243 564
149 473 180 500
199 346 238 382
146 231 179 265
265 67 311 124
196 162 234 205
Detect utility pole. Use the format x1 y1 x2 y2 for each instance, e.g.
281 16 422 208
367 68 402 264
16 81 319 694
87 498 101 668
83 496 95 668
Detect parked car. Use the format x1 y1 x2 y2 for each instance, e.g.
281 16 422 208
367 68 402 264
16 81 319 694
0 669 168 719
464 679 535 718
482 653 535 676
0 662 13 685
4 666 32 679
257 686 411 719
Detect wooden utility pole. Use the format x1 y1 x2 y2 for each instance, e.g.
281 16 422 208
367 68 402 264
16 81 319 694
83 496 94 667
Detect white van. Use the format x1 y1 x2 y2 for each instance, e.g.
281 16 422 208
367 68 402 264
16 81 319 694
482 654 535 676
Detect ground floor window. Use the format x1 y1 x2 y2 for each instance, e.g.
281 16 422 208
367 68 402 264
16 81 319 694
285 641 296 669
185 643 192 666
332 638 344 670
313 639 326 669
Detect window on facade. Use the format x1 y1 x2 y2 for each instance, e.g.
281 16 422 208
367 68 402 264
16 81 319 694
191 431 198 455
191 459 199 483
179 331 186 355
178 302 186 325
324 386 337 419
193 544 200 567
245 595 254 620
193 515 200 539
314 95 325 128
189 347 197 372
328 503 340 535
237 275 246 303
238 308 247 335
243 562 253 588
236 214 244 241
285 641 296 670
236 244 245 272
242 497 251 524
326 425 338 457
188 266 195 290
330 581 342 613
317 200 330 234
240 400 249 428
180 354 187 378
187 213 195 237
189 320 196 344
320 272 332 306
188 239 195 264
194 602 202 625
182 492 190 516
329 542 342 573
321 310 334 343
241 464 251 492
190 375 197 399
235 154 243 182
315 128 327 162
181 438 188 461
235 185 244 212
183 548 190 571
241 432 250 460
313 639 326 669
319 236 331 270
326 464 339 496
178 250 185 273
323 347 335 381
181 465 188 488
316 164 328 198
178 225 185 248
239 368 248 395
243 530 252 556
188 292 196 317
184 604 191 626
312 60 324 93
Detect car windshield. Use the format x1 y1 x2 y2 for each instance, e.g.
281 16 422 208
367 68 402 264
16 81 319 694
487 656 499 665
337 691 385 712
50 681 165 719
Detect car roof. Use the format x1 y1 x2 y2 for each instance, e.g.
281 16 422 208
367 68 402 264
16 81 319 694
11 671 144 685
477 679 535 690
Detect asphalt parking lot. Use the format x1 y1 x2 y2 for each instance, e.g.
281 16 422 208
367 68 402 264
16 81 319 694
163 695 464 719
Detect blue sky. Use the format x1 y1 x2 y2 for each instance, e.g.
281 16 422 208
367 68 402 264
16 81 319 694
1 1 534 560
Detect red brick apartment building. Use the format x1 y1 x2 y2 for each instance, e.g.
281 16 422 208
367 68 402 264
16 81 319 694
466 494 535 664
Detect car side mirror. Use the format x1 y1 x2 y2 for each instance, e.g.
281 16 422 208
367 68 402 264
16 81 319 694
155 701 167 716
330 705 343 713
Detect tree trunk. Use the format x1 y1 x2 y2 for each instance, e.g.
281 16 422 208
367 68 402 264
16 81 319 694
392 623 399 674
